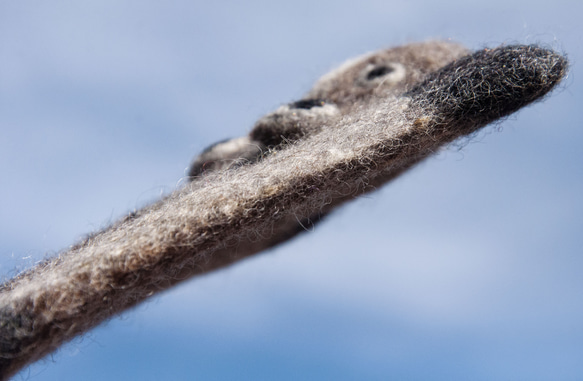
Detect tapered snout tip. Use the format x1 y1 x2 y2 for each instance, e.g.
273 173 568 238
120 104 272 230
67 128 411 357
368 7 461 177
407 44 568 129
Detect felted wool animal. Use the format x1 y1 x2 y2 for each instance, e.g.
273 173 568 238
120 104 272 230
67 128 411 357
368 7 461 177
0 41 567 380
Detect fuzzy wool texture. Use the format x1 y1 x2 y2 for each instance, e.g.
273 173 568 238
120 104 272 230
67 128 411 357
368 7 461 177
0 41 567 380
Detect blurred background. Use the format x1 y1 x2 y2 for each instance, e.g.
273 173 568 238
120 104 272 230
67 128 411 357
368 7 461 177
1 1 582 380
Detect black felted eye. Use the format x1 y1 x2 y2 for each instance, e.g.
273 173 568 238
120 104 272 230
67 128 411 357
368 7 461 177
366 65 395 80
289 99 326 110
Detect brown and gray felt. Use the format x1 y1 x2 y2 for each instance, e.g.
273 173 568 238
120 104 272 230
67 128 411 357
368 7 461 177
0 41 567 380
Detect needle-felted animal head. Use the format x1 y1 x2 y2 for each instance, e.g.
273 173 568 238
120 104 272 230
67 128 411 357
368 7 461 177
0 41 567 380
189 41 470 176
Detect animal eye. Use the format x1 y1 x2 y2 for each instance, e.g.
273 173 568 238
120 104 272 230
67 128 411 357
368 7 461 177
289 99 326 110
366 65 394 80
358 62 406 86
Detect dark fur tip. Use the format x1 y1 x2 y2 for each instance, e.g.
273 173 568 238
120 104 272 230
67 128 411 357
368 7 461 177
406 45 568 130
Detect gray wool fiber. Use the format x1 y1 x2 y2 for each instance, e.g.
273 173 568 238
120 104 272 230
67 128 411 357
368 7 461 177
0 41 567 380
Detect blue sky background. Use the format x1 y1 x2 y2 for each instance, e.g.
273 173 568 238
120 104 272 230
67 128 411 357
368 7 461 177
1 1 582 380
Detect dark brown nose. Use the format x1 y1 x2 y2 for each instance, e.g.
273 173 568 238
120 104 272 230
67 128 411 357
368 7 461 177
406 45 568 133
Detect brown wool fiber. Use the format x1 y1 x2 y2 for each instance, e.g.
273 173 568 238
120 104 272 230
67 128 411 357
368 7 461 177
0 41 567 379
